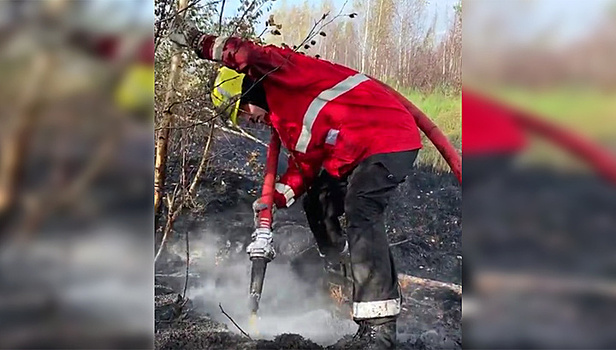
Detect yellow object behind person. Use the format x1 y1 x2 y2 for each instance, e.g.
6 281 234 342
115 64 155 115
211 67 244 125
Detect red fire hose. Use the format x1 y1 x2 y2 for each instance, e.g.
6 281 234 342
376 80 463 184
465 88 616 185
256 128 281 230
513 110 616 185
249 128 281 316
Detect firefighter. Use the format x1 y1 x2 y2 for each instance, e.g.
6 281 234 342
170 18 422 349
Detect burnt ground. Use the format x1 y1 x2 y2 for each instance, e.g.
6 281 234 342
154 129 462 350
155 127 616 349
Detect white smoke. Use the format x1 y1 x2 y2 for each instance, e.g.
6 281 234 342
174 229 357 346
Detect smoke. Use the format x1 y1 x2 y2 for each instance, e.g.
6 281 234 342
175 229 357 346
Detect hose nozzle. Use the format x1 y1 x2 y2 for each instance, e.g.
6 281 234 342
249 257 268 314
246 228 276 261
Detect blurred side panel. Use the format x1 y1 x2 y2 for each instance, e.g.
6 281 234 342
463 0 616 348
0 0 154 348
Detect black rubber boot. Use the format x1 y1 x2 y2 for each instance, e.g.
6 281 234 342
320 241 353 294
350 319 397 350
320 241 349 271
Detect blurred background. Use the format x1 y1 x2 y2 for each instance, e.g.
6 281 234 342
463 0 616 348
0 0 153 348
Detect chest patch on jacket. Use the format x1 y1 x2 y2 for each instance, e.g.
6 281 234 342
325 129 339 145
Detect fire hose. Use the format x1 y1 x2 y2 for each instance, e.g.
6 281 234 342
377 80 462 184
464 88 616 185
512 109 616 185
246 128 281 326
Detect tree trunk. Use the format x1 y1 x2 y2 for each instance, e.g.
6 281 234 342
372 0 385 78
187 123 215 199
360 1 372 73
154 0 189 216
397 16 403 88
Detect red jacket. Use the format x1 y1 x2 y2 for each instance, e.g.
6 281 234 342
197 36 422 208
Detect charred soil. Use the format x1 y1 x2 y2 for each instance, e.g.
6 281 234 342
155 131 462 350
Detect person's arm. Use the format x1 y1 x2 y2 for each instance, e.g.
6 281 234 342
193 35 290 78
170 17 292 79
273 149 324 208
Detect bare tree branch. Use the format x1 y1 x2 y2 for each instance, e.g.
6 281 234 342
389 238 412 247
217 0 226 35
155 0 191 217
216 125 268 148
219 303 252 339
187 122 216 198
155 0 208 50
155 181 183 263
182 229 190 299
230 0 257 37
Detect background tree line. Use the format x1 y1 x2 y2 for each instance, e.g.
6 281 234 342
263 0 462 93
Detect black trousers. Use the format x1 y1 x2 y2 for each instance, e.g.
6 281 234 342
303 150 418 322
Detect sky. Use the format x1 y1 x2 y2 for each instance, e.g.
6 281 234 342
221 0 461 42
75 0 154 32
217 0 614 44
526 0 613 42
465 0 614 44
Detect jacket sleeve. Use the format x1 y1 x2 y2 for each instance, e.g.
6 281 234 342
273 149 324 208
195 35 292 79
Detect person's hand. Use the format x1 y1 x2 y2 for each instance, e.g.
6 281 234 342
252 197 271 212
168 15 202 50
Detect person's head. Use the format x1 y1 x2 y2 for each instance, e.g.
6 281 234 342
211 67 269 125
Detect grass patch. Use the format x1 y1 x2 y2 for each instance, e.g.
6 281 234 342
401 88 461 172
